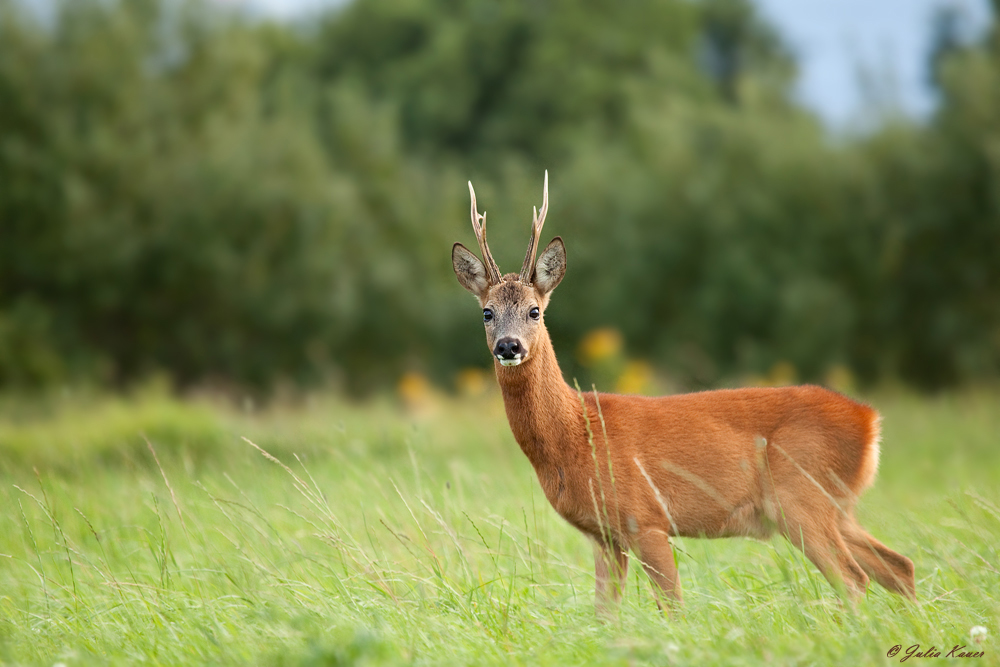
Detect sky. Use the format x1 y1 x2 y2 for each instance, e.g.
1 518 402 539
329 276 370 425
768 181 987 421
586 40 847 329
753 0 991 127
230 0 992 129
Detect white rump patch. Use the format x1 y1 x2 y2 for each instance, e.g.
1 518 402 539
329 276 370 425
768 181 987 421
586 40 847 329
856 413 882 492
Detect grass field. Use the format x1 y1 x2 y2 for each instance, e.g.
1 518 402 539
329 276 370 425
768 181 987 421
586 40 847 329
0 386 998 665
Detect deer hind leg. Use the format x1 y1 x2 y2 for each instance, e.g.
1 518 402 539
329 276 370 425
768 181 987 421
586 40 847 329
592 538 629 620
633 529 682 613
775 498 869 600
839 516 916 600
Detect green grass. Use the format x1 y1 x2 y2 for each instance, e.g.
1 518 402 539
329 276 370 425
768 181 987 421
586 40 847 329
0 387 998 665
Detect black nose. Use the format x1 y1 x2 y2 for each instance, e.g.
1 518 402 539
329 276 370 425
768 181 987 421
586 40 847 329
494 338 521 360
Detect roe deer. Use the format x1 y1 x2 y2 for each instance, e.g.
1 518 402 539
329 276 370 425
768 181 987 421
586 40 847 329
452 172 915 616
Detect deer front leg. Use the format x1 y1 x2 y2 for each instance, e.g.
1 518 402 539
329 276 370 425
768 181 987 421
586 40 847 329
634 529 683 613
592 537 629 620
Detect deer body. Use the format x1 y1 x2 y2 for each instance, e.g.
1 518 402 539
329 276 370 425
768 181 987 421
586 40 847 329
453 174 915 615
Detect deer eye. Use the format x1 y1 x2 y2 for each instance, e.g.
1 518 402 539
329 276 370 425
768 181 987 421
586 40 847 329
483 308 493 323
529 307 540 320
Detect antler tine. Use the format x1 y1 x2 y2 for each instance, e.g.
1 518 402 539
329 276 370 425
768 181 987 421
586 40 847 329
519 170 549 283
468 181 503 285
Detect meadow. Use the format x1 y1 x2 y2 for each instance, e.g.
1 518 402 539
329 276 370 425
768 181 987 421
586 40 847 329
0 386 997 666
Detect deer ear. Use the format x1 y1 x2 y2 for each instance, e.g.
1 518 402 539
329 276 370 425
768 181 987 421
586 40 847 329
532 237 566 296
453 243 490 299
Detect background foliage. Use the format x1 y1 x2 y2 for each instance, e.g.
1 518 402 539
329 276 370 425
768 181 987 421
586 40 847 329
1 0 999 393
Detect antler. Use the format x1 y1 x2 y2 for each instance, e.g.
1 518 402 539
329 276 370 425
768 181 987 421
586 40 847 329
519 171 549 283
468 181 503 285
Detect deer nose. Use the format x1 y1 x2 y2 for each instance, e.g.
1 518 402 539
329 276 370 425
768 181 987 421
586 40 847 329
494 338 521 360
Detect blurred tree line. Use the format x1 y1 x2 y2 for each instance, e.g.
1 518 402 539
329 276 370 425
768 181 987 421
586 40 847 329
0 0 998 393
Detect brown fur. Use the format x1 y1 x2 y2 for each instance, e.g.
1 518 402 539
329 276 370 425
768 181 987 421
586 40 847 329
452 182 915 616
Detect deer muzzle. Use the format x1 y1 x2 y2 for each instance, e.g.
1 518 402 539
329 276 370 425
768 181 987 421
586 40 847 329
494 337 525 366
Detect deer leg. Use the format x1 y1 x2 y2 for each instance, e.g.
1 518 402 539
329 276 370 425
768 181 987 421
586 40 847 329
776 502 869 601
634 529 682 613
840 516 916 600
592 538 629 620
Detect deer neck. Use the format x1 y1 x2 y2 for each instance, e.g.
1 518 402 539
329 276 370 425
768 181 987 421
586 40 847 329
494 326 581 469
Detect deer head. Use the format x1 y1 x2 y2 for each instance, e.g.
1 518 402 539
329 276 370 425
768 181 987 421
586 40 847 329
452 172 566 367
